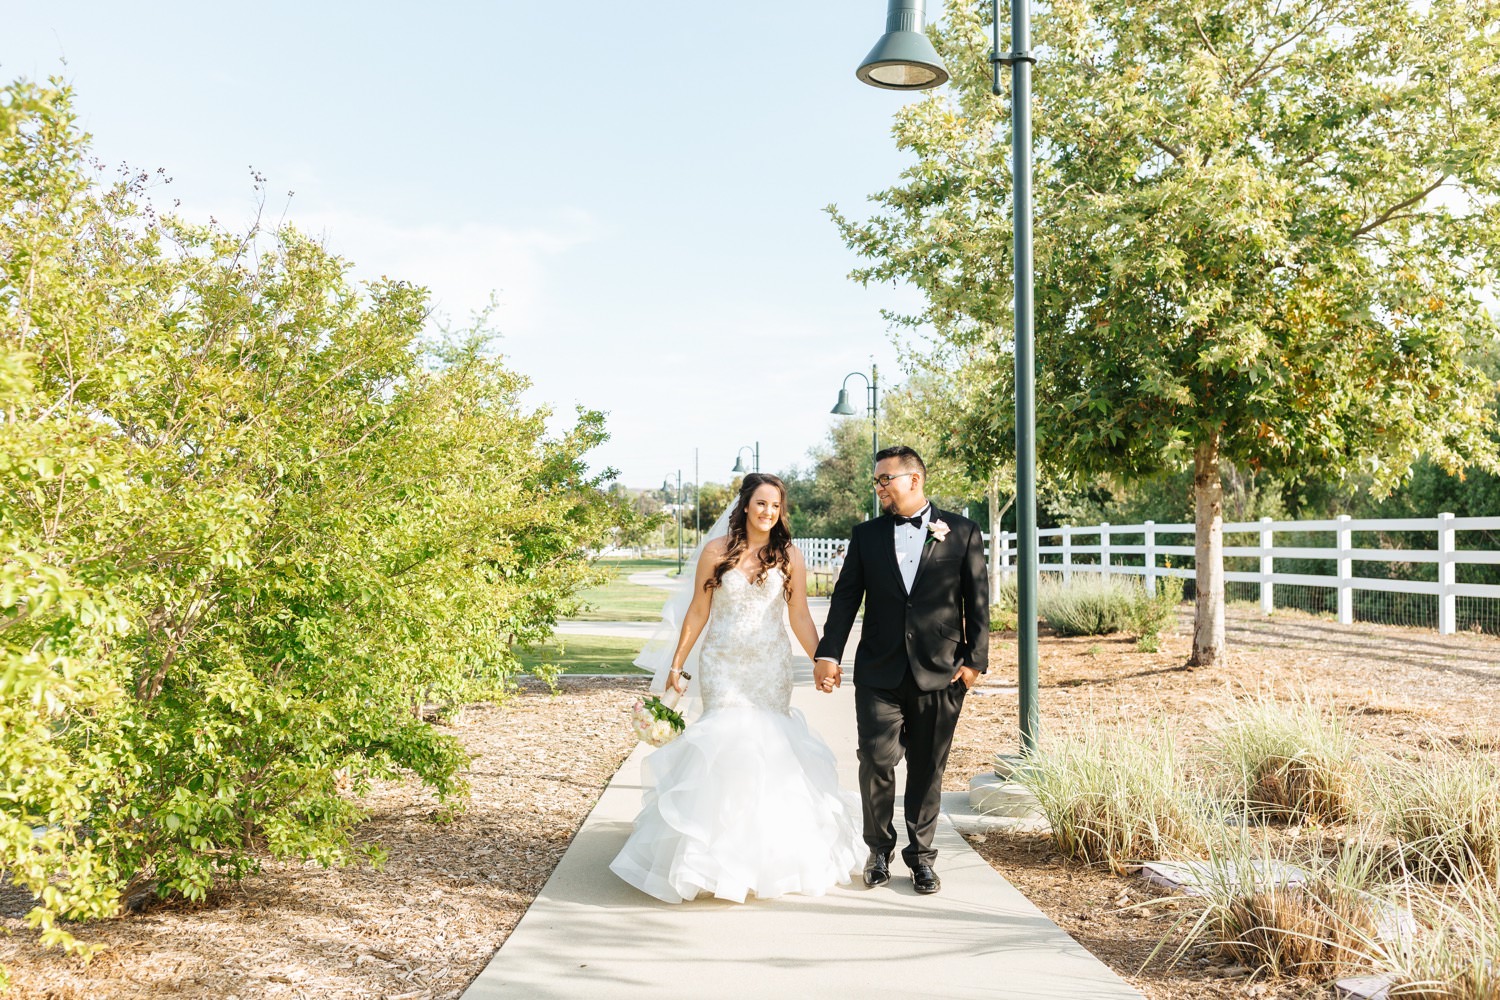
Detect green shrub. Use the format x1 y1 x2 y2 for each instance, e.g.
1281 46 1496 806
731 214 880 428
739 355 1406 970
0 78 637 961
1035 573 1185 640
1037 575 1136 636
1130 575 1185 642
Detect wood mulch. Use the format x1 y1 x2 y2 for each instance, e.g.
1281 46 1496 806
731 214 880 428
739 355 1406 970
2 607 1496 999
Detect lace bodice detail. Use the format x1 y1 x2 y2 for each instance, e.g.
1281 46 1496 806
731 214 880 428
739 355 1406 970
697 568 794 713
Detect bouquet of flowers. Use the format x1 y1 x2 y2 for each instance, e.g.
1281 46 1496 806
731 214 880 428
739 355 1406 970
630 691 686 747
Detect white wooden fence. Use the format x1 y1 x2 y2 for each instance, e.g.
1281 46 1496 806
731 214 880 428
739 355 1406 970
799 513 1500 636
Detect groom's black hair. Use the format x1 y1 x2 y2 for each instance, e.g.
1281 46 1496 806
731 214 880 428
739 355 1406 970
875 445 926 476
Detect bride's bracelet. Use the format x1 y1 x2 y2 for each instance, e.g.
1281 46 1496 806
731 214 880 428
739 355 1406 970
669 669 692 681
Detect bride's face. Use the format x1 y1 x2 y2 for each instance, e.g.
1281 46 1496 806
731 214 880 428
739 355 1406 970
744 484 783 534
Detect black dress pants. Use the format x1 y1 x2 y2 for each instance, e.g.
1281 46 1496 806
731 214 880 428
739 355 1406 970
854 669 967 868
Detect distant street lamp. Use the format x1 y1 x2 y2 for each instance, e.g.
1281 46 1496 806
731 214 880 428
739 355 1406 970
663 471 684 573
855 0 1040 754
831 366 880 519
731 443 760 475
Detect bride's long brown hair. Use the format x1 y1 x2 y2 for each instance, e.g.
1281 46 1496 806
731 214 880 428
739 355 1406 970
706 473 795 599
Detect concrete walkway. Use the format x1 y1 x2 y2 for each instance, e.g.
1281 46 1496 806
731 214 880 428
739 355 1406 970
463 635 1144 998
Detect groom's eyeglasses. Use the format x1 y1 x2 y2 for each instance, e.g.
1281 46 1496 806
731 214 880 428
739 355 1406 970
871 473 917 487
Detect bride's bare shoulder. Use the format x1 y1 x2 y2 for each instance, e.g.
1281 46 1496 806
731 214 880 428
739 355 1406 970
701 536 730 559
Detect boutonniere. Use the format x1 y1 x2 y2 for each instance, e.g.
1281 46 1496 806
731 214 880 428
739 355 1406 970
926 520 950 545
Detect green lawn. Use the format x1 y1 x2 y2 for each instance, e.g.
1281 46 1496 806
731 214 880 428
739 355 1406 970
570 558 680 622
516 634 649 675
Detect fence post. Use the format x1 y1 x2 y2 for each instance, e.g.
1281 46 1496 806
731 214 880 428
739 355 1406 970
1002 531 1015 584
1259 516 1274 615
1337 514 1354 625
1144 521 1157 593
1438 512 1457 635
1100 522 1111 579
1062 525 1074 582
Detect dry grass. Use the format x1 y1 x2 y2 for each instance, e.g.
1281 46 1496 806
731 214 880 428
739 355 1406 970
1015 723 1212 870
1376 750 1500 883
1165 840 1397 982
1204 693 1363 824
1379 874 1500 999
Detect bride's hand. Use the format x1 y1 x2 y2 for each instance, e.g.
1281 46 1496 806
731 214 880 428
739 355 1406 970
667 669 688 694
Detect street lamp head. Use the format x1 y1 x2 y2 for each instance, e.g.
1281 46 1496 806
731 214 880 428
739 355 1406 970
732 456 747 474
831 388 858 415
856 0 949 91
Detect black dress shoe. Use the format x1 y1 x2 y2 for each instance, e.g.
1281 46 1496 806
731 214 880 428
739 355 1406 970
911 862 941 895
862 850 892 888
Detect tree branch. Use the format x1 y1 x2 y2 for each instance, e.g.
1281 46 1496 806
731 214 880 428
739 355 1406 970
1191 14 1223 64
1354 176 1448 237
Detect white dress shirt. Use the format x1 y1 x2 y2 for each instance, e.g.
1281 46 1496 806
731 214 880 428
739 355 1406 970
893 504 931 592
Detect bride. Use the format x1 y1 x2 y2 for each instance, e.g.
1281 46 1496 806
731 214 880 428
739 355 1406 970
609 473 863 903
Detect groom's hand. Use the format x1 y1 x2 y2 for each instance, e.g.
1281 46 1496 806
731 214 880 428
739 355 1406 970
813 659 842 693
952 665 980 690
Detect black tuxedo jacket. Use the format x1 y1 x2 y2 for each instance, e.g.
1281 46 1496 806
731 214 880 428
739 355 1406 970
815 506 990 691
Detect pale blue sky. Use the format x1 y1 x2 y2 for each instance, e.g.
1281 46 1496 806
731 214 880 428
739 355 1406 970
2 0 942 489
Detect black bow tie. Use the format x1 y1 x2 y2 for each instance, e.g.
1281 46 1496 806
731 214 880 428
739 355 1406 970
893 513 925 528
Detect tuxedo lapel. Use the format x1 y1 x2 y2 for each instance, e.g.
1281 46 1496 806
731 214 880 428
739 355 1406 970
908 505 942 594
877 515 908 594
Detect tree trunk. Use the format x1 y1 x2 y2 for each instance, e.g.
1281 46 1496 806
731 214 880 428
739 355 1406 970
989 481 1001 601
1190 433 1226 667
987 473 1015 604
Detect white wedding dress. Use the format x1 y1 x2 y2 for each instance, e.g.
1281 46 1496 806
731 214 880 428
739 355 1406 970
610 567 864 903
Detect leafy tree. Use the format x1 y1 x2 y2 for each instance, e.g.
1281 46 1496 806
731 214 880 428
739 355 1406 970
0 77 634 967
783 420 880 537
833 0 1500 665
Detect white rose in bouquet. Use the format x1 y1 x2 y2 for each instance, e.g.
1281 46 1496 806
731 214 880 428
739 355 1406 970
648 718 674 746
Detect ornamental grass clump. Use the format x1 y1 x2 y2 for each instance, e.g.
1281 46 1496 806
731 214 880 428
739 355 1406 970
1205 693 1362 824
1367 874 1500 999
1015 723 1211 870
1375 750 1500 883
1165 838 1397 982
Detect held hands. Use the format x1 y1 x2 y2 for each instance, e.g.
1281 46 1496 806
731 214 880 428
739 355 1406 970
952 665 980 691
813 660 842 694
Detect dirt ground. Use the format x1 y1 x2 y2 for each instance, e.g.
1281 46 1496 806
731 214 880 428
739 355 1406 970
2 606 1497 999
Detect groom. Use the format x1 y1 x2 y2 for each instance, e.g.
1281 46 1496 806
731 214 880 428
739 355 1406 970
814 446 989 895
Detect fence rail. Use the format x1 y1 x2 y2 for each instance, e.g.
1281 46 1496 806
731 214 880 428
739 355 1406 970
798 513 1500 636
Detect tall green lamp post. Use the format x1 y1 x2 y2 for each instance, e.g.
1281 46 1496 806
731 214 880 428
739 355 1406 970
830 366 881 519
855 0 1039 754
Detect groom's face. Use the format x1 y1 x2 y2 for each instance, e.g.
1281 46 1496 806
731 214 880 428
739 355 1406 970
874 458 924 516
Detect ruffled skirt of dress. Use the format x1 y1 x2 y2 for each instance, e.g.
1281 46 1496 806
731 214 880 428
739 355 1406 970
609 705 864 903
